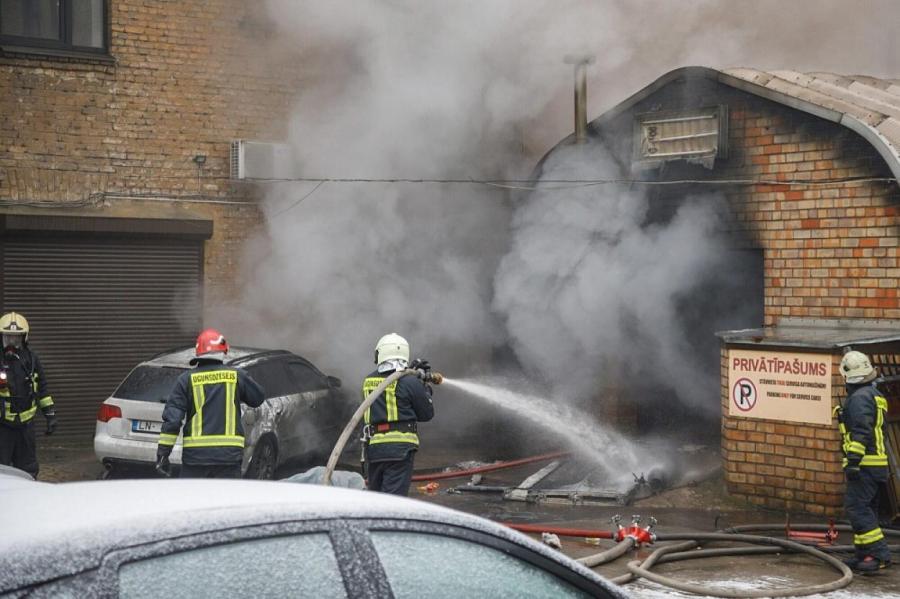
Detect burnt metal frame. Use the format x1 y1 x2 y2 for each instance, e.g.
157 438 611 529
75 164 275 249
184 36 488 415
0 0 109 56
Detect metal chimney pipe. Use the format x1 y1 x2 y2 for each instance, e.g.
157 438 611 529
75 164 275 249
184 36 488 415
563 54 596 144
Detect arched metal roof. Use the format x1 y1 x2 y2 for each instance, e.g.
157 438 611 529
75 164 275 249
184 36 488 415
587 66 900 181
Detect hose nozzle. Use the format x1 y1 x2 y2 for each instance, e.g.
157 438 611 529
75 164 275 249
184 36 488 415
409 366 443 385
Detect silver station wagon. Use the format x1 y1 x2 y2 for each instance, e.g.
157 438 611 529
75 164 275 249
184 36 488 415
94 347 347 479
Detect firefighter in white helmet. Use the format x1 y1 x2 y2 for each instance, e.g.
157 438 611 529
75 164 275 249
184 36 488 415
361 333 434 496
835 350 891 572
0 312 56 478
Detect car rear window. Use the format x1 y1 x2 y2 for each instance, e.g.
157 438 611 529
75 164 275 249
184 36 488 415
114 366 185 403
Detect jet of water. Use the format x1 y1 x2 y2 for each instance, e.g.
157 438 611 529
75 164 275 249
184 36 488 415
443 377 667 488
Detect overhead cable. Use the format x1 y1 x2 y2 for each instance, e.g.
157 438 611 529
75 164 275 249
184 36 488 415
240 175 899 191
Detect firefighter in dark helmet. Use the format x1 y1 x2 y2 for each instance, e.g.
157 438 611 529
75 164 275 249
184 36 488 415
361 333 434 496
0 312 56 478
156 328 265 479
835 350 891 572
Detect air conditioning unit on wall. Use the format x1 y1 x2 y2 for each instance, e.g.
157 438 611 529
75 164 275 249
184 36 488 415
230 140 295 180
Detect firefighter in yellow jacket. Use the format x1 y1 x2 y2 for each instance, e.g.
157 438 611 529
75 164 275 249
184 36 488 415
361 333 434 496
0 312 56 478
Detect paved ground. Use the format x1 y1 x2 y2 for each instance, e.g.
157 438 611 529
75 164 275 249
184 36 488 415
29 438 900 597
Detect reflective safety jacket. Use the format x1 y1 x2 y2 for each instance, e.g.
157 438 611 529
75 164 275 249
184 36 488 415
835 382 889 468
157 361 265 465
362 370 433 463
0 346 53 429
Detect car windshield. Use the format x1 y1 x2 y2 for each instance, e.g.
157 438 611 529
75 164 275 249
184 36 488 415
114 366 184 403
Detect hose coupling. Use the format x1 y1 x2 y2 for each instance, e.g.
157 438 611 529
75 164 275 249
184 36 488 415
612 514 657 546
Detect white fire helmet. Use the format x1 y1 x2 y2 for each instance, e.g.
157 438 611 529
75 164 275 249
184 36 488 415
840 350 877 384
375 333 410 365
1 312 29 349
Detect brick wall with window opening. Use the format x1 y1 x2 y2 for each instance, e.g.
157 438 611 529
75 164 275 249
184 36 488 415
0 0 305 305
591 76 900 515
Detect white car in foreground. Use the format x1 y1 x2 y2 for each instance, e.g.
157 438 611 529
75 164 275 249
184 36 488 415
0 480 624 598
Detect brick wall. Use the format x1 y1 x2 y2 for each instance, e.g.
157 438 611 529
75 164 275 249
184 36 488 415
714 95 899 514
600 78 900 515
0 1 303 305
719 96 900 324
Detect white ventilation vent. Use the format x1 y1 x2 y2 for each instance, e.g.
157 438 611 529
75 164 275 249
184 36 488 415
632 106 728 170
230 140 295 180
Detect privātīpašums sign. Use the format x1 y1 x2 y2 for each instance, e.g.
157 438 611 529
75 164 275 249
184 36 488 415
727 349 832 425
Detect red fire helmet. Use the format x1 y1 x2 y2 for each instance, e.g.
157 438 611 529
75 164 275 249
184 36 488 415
195 328 229 358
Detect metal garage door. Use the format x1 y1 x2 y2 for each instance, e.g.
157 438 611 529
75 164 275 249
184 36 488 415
0 233 204 439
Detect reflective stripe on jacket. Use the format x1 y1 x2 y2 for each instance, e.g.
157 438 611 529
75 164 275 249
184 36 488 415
835 383 888 468
158 362 265 465
363 377 419 446
0 347 52 428
362 370 433 462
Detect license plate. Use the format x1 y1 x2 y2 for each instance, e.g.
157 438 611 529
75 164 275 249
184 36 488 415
132 420 162 434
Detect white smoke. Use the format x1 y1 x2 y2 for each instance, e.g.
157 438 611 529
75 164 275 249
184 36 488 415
494 142 736 409
214 0 897 412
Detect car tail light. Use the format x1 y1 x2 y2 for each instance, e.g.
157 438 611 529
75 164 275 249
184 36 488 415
97 403 122 422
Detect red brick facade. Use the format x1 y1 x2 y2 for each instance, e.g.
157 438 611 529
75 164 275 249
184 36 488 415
721 99 899 325
717 95 898 514
0 0 303 303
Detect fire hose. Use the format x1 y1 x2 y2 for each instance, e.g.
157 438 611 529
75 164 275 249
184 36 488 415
623 533 853 597
412 451 571 482
322 367 442 487
508 519 891 596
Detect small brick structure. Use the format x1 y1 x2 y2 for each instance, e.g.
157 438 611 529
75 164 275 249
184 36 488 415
717 336 900 516
579 67 900 515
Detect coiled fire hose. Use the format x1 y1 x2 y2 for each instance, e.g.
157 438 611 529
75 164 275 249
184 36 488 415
623 533 853 597
515 521 890 596
322 367 441 486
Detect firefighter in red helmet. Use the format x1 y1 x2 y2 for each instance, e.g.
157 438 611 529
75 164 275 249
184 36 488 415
155 329 265 478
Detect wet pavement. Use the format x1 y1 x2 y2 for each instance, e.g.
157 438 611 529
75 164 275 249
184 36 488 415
28 439 900 597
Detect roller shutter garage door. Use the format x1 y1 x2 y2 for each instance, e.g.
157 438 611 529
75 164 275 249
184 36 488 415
0 228 207 439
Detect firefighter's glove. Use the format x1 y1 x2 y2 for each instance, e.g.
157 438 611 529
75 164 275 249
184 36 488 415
410 358 431 373
844 464 861 482
44 412 57 435
155 454 172 478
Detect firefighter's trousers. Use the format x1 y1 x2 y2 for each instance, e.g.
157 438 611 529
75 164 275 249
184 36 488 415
179 463 242 479
0 422 38 478
845 466 891 561
368 452 415 496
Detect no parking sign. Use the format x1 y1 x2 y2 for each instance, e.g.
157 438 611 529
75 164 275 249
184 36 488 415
727 349 832 425
732 378 757 412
